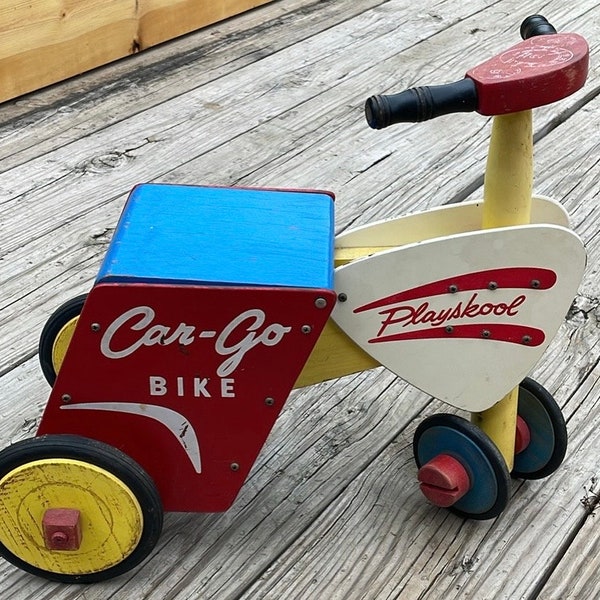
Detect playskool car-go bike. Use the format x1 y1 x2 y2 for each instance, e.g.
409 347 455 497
0 15 589 583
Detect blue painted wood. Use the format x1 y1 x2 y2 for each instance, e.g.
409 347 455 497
96 184 335 289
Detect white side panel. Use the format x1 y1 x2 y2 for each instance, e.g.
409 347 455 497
332 224 585 411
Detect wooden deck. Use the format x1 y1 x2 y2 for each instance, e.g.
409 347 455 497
1 0 599 597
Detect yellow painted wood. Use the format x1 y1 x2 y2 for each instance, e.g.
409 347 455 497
0 459 143 575
51 317 79 376
295 244 387 388
471 387 519 469
482 111 533 228
294 319 380 388
474 110 534 470
0 0 275 103
334 246 393 267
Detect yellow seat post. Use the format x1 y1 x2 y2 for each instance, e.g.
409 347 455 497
471 110 533 470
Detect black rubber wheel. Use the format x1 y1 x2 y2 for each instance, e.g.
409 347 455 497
0 435 163 583
512 377 568 480
38 294 87 386
414 414 511 520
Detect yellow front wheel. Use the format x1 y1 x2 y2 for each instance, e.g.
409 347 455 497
0 435 163 583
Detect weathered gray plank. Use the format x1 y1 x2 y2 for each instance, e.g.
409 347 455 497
0 0 350 170
538 421 600 600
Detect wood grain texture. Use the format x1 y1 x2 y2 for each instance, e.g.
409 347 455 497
138 0 274 48
0 0 599 597
0 0 275 103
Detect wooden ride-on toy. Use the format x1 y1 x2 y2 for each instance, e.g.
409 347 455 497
0 15 589 583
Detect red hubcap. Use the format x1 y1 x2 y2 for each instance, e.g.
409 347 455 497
42 508 82 551
515 415 531 455
417 454 471 507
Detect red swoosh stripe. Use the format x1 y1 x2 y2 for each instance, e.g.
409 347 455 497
367 323 545 346
355 267 556 314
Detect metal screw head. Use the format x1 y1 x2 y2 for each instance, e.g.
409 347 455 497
315 297 327 309
488 281 498 291
482 330 491 339
531 280 541 289
230 463 240 472
445 325 454 334
522 335 532 345
448 285 459 294
301 325 312 334
61 394 71 404
338 293 348 303
91 323 101 332
265 397 275 406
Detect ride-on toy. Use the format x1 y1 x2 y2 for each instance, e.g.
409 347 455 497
0 16 589 582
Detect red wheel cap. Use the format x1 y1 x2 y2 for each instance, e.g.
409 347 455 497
418 454 471 507
43 508 82 551
515 415 532 455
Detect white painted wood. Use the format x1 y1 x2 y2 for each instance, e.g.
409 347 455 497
333 225 586 411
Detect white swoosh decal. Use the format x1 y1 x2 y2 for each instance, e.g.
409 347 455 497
60 402 201 473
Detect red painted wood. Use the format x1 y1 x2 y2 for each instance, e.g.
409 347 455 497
37 283 336 512
367 323 544 347
514 415 532 455
353 267 556 313
418 454 471 507
466 33 588 115
42 509 82 551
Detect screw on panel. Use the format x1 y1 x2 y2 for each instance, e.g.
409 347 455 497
481 330 491 339
338 293 348 303
91 323 101 332
315 297 327 309
230 463 240 472
531 280 541 289
445 326 454 334
488 281 498 290
61 394 71 404
301 325 312 334
448 285 459 294
522 335 532 345
265 397 275 406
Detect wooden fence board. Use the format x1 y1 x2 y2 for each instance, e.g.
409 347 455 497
0 0 274 103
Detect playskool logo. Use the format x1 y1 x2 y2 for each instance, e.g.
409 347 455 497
100 306 292 379
375 291 525 333
353 267 554 347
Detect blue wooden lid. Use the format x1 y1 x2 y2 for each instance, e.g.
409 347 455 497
97 184 335 289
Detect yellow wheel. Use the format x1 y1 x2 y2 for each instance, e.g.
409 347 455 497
38 294 87 386
51 316 78 375
0 435 162 583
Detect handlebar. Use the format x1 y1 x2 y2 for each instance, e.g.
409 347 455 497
365 78 477 128
365 15 587 129
520 14 557 38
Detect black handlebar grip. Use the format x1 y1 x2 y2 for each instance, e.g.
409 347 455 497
520 15 557 39
365 78 478 129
